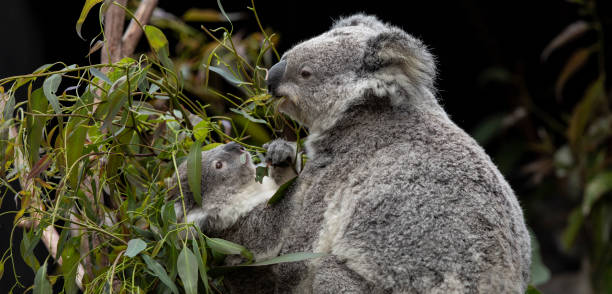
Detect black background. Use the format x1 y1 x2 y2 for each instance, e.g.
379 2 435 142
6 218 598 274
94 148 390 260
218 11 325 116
0 0 608 292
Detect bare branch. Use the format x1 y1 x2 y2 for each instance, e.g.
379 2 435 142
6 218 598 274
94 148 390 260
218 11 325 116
122 0 159 57
101 0 128 64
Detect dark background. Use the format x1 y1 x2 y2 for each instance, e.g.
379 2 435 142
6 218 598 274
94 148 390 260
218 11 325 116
1 0 609 293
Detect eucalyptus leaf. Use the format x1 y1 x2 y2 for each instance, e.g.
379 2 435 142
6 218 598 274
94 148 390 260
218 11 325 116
90 67 112 85
43 74 62 115
76 0 104 39
268 176 297 205
142 255 179 294
230 108 267 124
206 237 253 261
582 171 612 216
177 246 198 294
125 238 147 258
247 252 326 266
187 140 203 207
192 238 211 293
33 261 52 294
205 65 251 86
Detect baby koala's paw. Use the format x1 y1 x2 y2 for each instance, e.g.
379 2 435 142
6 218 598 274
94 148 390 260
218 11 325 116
263 139 296 167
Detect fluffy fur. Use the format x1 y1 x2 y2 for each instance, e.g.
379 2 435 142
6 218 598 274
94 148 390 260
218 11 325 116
264 13 530 293
174 14 531 293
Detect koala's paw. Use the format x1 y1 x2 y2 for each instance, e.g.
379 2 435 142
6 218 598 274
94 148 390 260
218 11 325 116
263 139 296 167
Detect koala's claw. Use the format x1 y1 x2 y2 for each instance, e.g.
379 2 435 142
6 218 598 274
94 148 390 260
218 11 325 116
264 139 296 167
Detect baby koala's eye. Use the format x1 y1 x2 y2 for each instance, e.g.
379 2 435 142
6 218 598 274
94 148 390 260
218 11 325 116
215 161 223 169
300 67 312 79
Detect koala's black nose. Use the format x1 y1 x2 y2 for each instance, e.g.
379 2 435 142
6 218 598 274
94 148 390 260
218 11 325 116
223 141 243 154
266 60 286 98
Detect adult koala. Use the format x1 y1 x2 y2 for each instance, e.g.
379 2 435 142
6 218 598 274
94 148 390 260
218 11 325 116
260 13 531 293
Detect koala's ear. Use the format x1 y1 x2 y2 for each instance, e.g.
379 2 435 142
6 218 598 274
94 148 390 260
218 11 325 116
331 13 388 31
362 28 436 89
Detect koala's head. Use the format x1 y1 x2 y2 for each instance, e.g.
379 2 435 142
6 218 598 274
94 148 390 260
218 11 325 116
267 14 438 133
169 142 255 219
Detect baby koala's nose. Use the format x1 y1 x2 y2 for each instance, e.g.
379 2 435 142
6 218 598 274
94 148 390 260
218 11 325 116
223 141 244 154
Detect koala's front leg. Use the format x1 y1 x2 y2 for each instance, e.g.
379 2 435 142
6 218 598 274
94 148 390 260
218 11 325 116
263 139 299 185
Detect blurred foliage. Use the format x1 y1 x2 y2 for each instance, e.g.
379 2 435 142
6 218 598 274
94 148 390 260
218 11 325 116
471 0 611 292
0 1 310 293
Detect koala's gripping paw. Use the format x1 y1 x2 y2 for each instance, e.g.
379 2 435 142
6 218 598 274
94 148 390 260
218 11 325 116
263 139 296 167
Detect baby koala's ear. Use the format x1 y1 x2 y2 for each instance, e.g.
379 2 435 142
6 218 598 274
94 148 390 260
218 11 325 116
331 13 388 31
362 27 437 90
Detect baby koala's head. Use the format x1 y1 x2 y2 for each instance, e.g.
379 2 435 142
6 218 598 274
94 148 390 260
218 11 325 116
168 142 257 230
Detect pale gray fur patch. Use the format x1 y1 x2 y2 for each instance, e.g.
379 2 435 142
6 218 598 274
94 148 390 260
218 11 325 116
209 13 531 293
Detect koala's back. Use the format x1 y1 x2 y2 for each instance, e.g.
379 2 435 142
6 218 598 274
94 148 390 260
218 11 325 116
273 106 530 293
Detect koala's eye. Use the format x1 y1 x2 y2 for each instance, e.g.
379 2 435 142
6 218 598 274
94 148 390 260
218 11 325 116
300 67 312 79
215 161 223 169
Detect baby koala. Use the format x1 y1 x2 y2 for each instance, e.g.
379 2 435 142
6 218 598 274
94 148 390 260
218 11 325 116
166 141 296 237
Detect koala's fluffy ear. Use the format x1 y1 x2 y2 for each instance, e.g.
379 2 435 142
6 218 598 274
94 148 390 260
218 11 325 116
331 13 388 31
362 28 437 90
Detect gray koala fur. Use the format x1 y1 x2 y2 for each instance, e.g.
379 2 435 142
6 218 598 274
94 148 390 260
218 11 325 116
171 13 531 294
262 13 531 293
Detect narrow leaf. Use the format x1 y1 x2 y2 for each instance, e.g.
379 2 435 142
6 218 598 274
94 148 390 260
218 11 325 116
206 237 253 261
561 208 583 251
192 238 211 293
247 252 326 266
555 48 591 99
230 108 266 124
28 88 49 165
76 0 104 39
268 176 297 205
42 74 62 115
188 141 203 207
60 242 80 294
582 171 612 215
541 21 590 61
142 255 179 294
205 65 251 86
177 246 198 294
33 260 52 294
90 67 112 85
567 77 605 146
126 238 147 258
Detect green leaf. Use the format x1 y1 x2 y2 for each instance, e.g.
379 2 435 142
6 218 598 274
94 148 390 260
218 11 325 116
187 140 203 207
230 108 266 124
177 246 198 294
525 285 543 294
60 241 80 294
65 90 92 189
125 238 147 258
161 200 177 231
90 67 112 85
206 237 253 261
142 255 179 294
193 120 210 141
1 92 15 121
561 208 583 251
268 176 297 205
143 25 174 71
202 143 223 151
191 239 211 293
205 65 251 86
255 166 268 184
28 88 49 165
529 230 550 286
568 77 605 147
76 0 104 39
582 171 612 216
20 230 41 272
101 67 148 130
247 252 326 266
43 74 62 115
33 261 52 294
